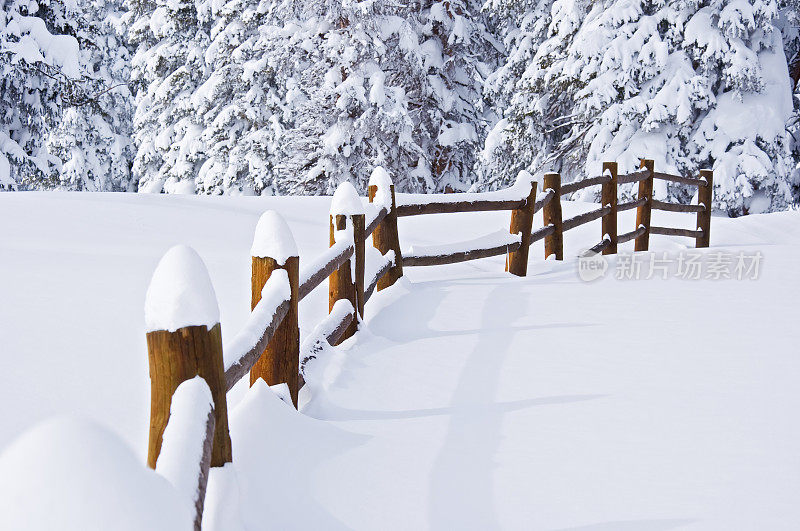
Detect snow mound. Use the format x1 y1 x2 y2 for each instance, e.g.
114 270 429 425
250 210 298 264
156 377 213 513
330 182 365 216
202 380 367 530
145 245 220 333
0 417 190 531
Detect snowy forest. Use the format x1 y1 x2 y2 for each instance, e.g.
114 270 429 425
1 0 799 215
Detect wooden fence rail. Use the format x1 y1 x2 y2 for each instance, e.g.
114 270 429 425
143 160 713 527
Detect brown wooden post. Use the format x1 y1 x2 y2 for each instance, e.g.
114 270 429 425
601 162 618 255
634 159 654 252
249 211 300 407
145 246 232 469
329 214 362 342
329 182 365 343
696 169 713 248
542 172 563 260
353 213 366 317
507 180 537 276
368 172 403 290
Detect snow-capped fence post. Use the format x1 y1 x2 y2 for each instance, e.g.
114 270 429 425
542 172 564 260
144 246 232 470
635 159 654 251
601 162 618 255
696 169 713 248
155 377 215 531
329 183 365 344
507 175 537 276
368 168 404 289
249 211 300 407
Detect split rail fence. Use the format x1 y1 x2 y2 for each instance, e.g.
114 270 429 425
145 160 713 529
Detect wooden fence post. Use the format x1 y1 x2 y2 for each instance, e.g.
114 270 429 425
542 172 563 260
507 177 537 276
696 169 713 248
329 182 364 343
249 211 300 407
368 168 403 290
601 162 618 255
353 213 366 317
145 245 232 469
635 159 654 252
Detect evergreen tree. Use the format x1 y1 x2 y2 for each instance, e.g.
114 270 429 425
128 0 213 193
484 0 797 214
780 0 800 198
1 0 133 191
1 0 80 190
274 0 497 194
192 0 287 195
47 0 135 191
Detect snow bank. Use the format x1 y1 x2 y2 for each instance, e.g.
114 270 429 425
145 245 219 333
250 210 298 264
330 182 365 216
203 380 366 531
0 417 190 531
156 377 213 514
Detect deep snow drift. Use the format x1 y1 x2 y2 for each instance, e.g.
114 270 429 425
1 192 799 529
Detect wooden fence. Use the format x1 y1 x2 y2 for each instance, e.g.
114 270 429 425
144 161 713 529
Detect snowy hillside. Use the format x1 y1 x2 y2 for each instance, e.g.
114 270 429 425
1 193 799 529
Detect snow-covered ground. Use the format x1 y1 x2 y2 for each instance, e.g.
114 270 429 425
1 192 799 529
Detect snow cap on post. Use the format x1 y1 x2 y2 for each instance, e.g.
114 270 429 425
250 210 298 264
368 166 393 206
514 170 536 189
368 166 393 191
145 245 220 333
330 181 364 216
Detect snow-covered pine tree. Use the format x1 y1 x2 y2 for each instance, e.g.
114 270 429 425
46 0 135 192
127 0 213 193
479 0 585 190
1 0 80 190
1 0 134 191
484 0 797 214
275 0 497 195
417 0 500 192
190 0 288 195
780 0 800 196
